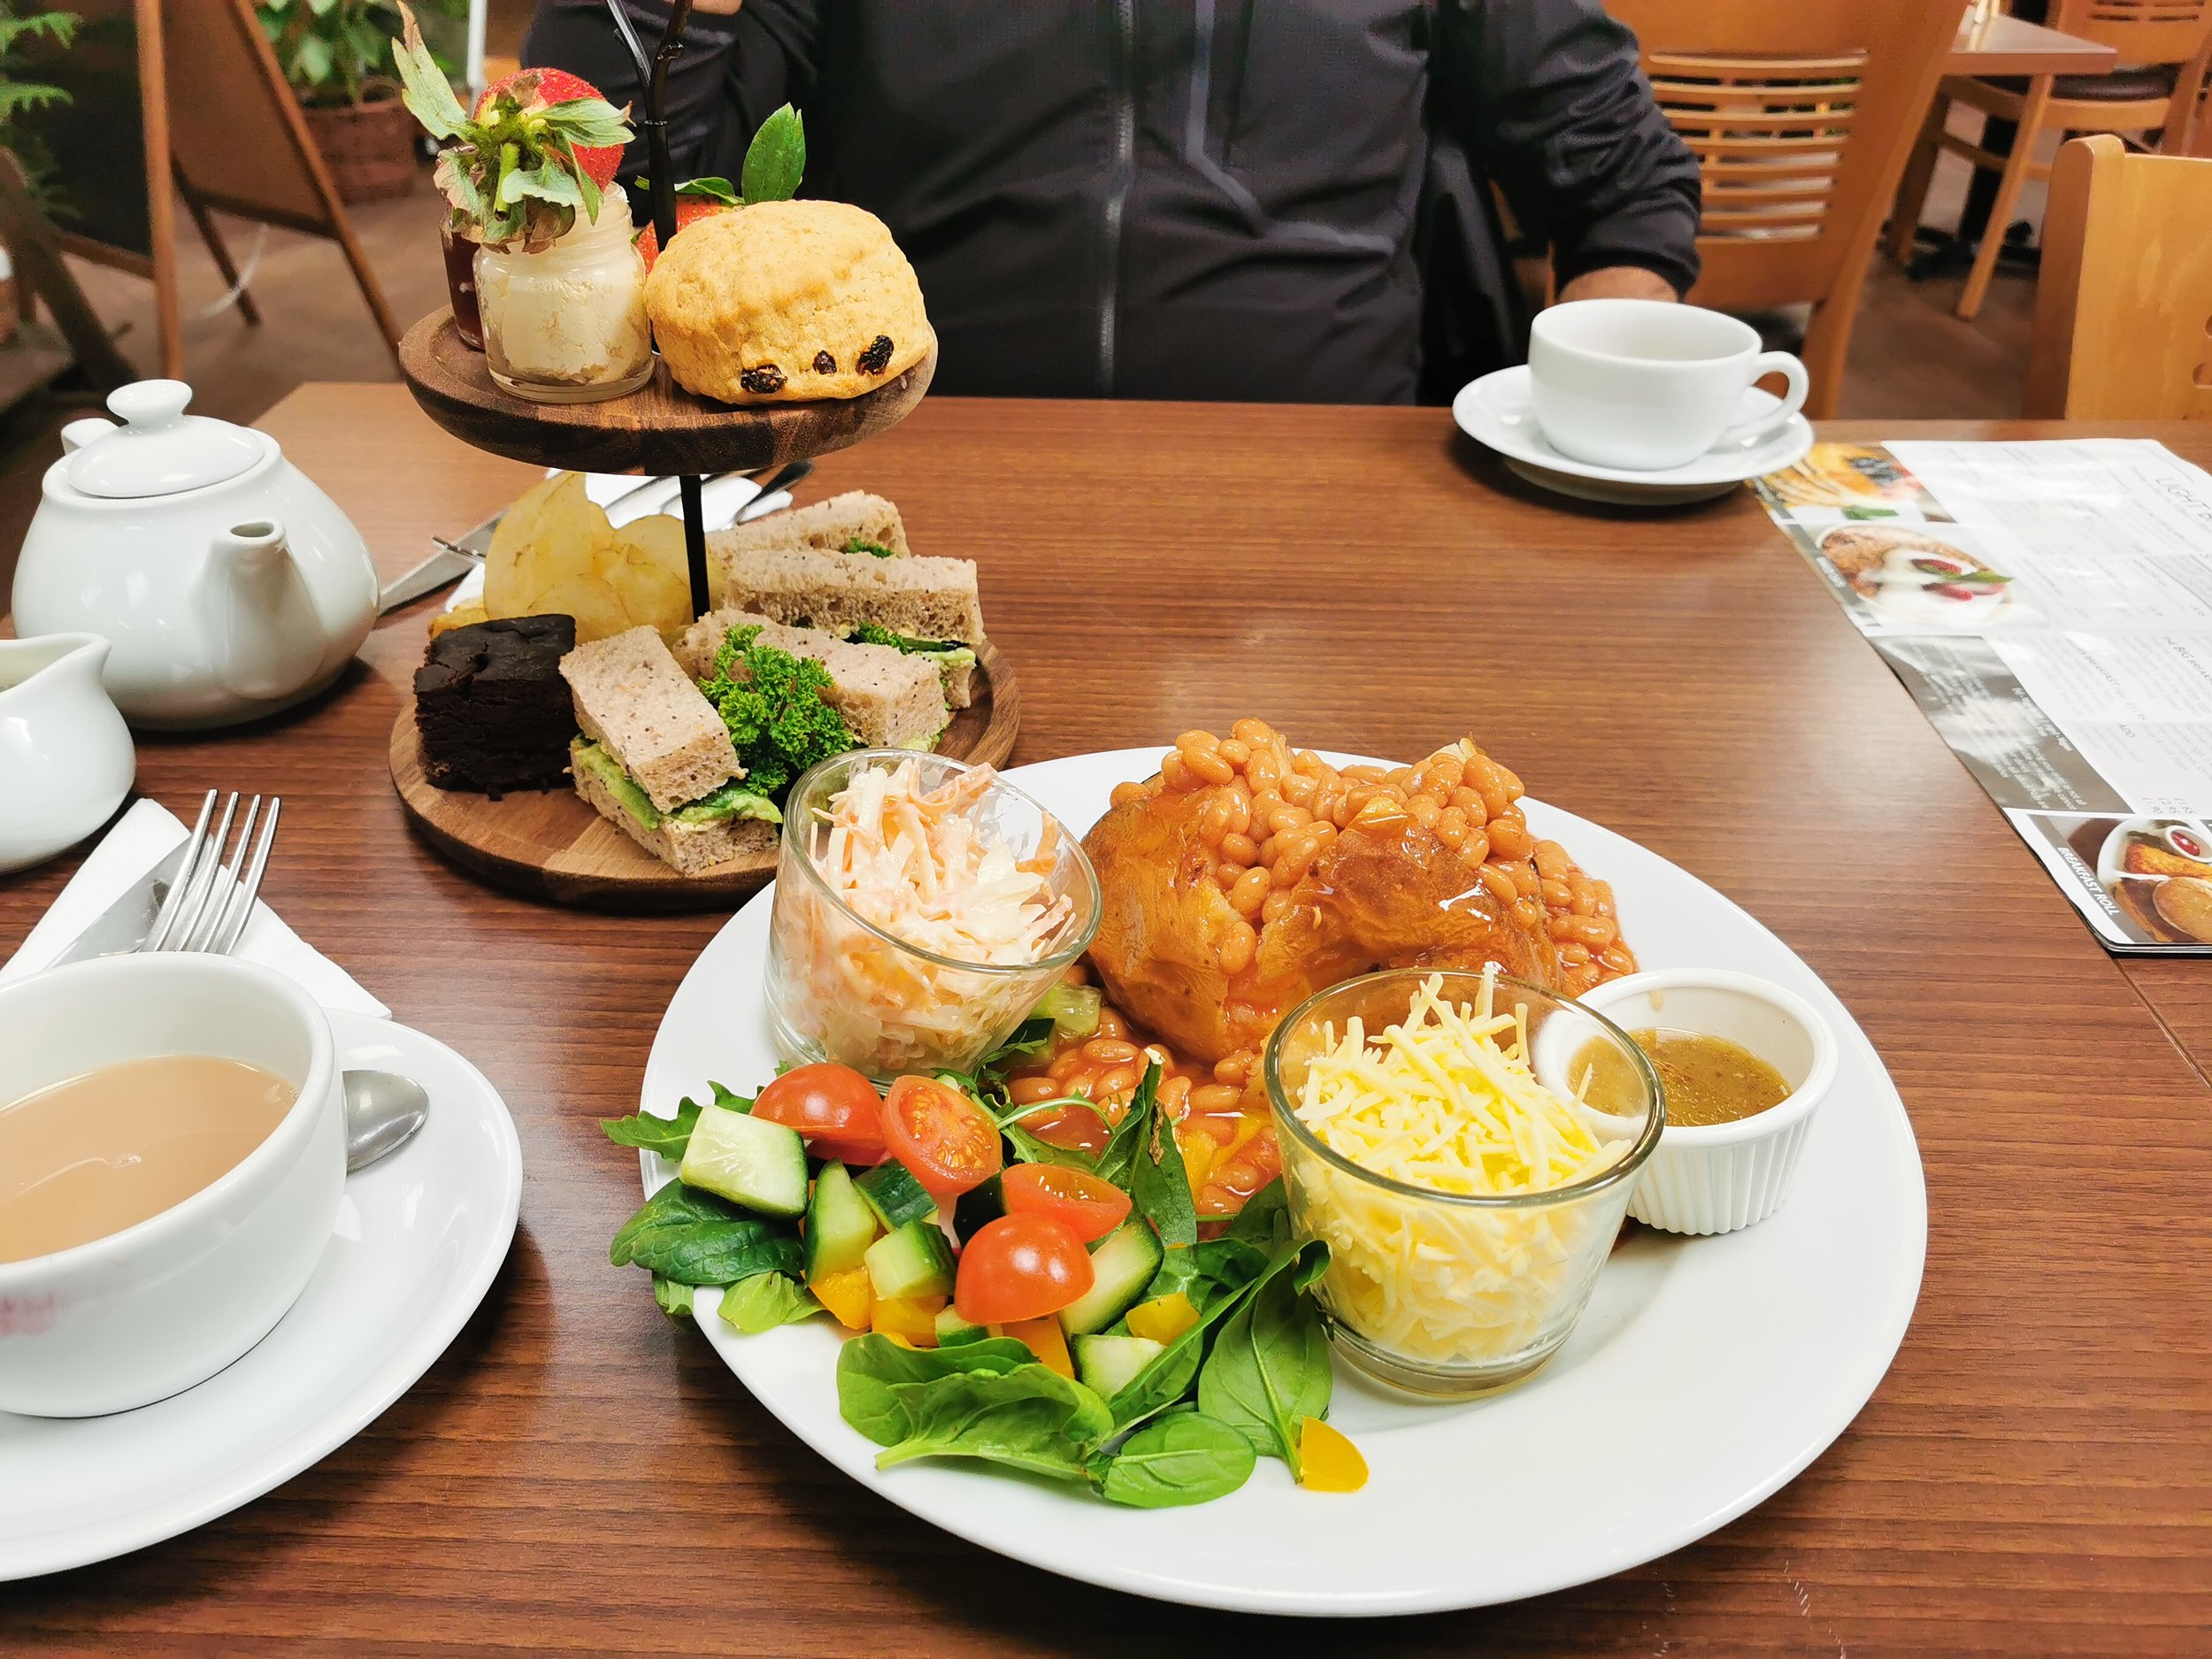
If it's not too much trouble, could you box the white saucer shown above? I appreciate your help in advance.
[1454,365,1815,505]
[0,1013,523,1580]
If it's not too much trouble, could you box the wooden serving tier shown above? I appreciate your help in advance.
[391,642,1021,911]
[396,311,938,475]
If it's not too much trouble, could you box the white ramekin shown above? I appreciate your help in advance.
[0,955,344,1416]
[1576,969,1837,1236]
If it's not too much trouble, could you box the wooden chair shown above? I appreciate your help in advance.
[1889,0,2212,322]
[2024,134,2212,416]
[1605,0,1962,419]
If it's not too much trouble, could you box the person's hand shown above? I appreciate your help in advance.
[1556,266,1678,303]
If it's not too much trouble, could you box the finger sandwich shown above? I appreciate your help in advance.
[675,609,949,749]
[559,626,780,874]
[717,489,910,558]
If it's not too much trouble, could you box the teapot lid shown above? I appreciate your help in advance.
[63,380,265,499]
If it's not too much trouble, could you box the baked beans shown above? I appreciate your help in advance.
[1123,719,1639,997]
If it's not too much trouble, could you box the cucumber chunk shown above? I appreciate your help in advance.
[952,1174,1007,1244]
[933,1306,991,1347]
[803,1160,880,1284]
[855,1159,937,1231]
[864,1217,957,1301]
[679,1105,809,1217]
[1039,982,1102,1041]
[1073,1333,1165,1399]
[1057,1218,1164,1336]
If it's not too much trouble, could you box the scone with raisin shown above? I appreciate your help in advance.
[643,200,933,404]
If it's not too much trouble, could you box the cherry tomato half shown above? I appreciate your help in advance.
[753,1064,887,1162]
[882,1075,1002,1199]
[954,1214,1095,1325]
[1002,1163,1132,1244]
[1022,1102,1111,1156]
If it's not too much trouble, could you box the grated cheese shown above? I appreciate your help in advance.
[1288,971,1636,1364]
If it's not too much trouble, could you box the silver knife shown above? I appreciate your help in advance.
[48,843,193,968]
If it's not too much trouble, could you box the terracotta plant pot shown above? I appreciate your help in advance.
[302,90,419,204]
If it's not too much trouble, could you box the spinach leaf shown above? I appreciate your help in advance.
[1197,1258,1333,1478]
[837,1334,1111,1481]
[610,1182,803,1286]
[652,1274,695,1322]
[1188,1237,1271,1306]
[1131,1092,1198,1301]
[601,1098,701,1158]
[1092,1063,1161,1192]
[979,1015,1056,1071]
[1226,1178,1291,1250]
[1109,1237,1327,1429]
[716,1271,822,1333]
[1092,1411,1256,1509]
[1002,1122,1100,1171]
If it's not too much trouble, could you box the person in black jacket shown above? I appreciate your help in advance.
[523,0,1701,404]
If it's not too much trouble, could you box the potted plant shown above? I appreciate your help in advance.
[257,0,457,203]
[0,4,78,345]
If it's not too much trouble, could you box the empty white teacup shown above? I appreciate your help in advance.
[1527,299,1809,472]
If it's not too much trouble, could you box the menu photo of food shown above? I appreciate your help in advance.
[1755,442,1955,520]
[2008,812,2212,952]
[1786,518,2040,634]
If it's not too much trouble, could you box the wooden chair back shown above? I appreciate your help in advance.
[2052,0,2212,69]
[2026,134,2212,419]
[1605,0,1961,418]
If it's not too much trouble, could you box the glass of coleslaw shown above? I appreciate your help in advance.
[1263,967,1663,1400]
[764,750,1102,1083]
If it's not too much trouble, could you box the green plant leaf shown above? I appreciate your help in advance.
[1002,1122,1101,1171]
[1108,1237,1325,1430]
[651,1274,695,1322]
[541,97,634,150]
[739,103,804,204]
[290,32,334,86]
[837,1334,1110,1482]
[1093,1410,1256,1508]
[390,3,468,137]
[717,1271,822,1333]
[1092,1062,1160,1192]
[600,1097,702,1159]
[1132,1087,1198,1300]
[1225,1177,1291,1250]
[609,1181,803,1286]
[1196,1260,1332,1479]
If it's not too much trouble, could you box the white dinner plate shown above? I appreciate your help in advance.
[639,749,1925,1617]
[1454,365,1815,505]
[0,1013,523,1580]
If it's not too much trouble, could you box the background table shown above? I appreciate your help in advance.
[4,393,2207,1655]
[1948,10,2117,77]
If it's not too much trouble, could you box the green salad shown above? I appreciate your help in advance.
[604,1016,1363,1507]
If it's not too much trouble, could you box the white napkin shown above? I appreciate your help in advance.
[0,799,390,1018]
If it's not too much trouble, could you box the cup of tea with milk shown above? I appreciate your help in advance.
[0,955,344,1416]
[1527,299,1808,472]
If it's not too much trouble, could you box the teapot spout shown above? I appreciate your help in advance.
[196,520,328,703]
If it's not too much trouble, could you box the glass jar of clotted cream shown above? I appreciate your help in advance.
[474,196,652,403]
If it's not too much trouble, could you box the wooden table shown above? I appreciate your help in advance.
[1948,10,2118,79]
[5,393,2208,1655]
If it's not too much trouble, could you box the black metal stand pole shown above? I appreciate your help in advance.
[603,0,712,619]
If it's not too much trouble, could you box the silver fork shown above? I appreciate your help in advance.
[143,790,282,956]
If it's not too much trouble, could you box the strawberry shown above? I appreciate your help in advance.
[636,180,740,269]
[474,67,624,189]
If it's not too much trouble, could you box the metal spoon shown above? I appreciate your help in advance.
[343,1069,429,1173]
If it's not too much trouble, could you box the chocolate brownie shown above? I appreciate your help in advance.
[413,615,578,795]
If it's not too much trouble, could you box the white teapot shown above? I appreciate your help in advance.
[11,380,380,730]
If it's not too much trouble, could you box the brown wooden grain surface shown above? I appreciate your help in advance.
[3,391,2207,1655]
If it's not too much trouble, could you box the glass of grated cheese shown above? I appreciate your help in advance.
[1263,967,1663,1399]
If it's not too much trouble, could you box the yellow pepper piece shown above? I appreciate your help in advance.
[1124,1292,1200,1346]
[871,1294,946,1347]
[999,1317,1075,1378]
[1175,1124,1220,1190]
[1298,1417,1367,1492]
[811,1266,874,1332]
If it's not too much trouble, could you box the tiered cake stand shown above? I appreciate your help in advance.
[383,4,1016,912]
